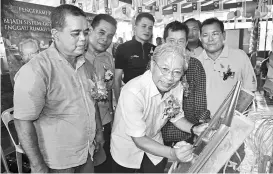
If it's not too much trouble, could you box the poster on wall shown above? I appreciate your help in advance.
[1,0,54,84]
[1,0,95,113]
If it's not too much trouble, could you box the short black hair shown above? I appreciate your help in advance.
[135,13,155,25]
[156,37,162,41]
[91,14,117,29]
[201,17,224,33]
[184,18,202,31]
[51,4,86,30]
[163,21,189,41]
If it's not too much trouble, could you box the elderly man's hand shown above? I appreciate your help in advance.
[170,141,194,162]
[193,123,209,136]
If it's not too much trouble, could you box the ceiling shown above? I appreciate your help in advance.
[14,0,263,22]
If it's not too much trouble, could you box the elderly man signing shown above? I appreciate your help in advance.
[111,43,208,173]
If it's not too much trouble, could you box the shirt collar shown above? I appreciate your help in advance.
[75,56,85,70]
[84,50,112,64]
[143,71,160,97]
[204,45,229,60]
[132,36,150,46]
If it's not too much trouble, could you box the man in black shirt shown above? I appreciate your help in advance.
[114,13,156,101]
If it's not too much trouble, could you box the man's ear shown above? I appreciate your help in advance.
[133,25,136,35]
[150,60,155,71]
[51,29,59,41]
[89,26,94,33]
[222,31,226,40]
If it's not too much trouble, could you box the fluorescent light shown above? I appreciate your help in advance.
[202,1,213,6]
[143,0,156,6]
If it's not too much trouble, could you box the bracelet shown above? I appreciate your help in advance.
[96,127,104,133]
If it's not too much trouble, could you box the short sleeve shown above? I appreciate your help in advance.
[119,90,146,137]
[115,44,126,70]
[241,51,257,91]
[13,65,46,121]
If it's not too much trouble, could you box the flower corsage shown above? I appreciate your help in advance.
[104,66,114,82]
[214,61,235,81]
[222,65,235,81]
[181,75,190,97]
[162,95,182,120]
[90,75,108,102]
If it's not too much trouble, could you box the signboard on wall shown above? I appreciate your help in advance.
[1,0,95,112]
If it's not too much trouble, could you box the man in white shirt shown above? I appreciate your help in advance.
[198,17,257,116]
[198,17,257,173]
[111,43,208,173]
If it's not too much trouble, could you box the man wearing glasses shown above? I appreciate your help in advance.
[197,17,257,173]
[161,21,210,147]
[18,38,40,64]
[13,4,101,173]
[111,43,208,173]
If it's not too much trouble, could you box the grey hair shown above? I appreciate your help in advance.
[151,43,189,72]
[19,38,40,55]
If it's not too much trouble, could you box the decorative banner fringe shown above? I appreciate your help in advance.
[173,3,181,21]
[96,0,99,11]
[192,1,201,18]
[155,5,163,20]
[249,18,260,54]
[104,0,108,8]
[160,0,168,7]
[214,0,220,11]
[138,6,142,13]
[60,0,66,5]
[241,0,247,23]
[91,0,97,12]
[133,0,143,8]
[122,6,126,14]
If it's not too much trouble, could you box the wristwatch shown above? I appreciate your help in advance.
[190,123,202,137]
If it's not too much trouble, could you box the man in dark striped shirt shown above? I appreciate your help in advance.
[161,21,210,146]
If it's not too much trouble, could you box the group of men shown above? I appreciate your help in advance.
[13,3,257,173]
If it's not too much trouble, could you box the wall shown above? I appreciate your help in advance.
[225,29,240,49]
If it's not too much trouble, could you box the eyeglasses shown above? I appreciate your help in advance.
[22,50,39,58]
[201,31,222,39]
[153,60,183,78]
[166,38,186,45]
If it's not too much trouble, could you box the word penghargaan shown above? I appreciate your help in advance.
[18,7,51,16]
